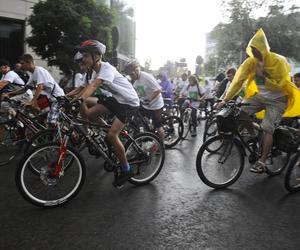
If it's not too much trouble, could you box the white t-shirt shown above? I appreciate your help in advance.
[92,62,139,107]
[202,84,214,99]
[187,85,203,108]
[1,70,33,97]
[179,80,189,96]
[133,71,164,110]
[27,66,65,101]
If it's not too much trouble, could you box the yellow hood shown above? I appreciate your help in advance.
[246,29,270,61]
[224,28,300,117]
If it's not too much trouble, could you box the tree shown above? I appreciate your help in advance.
[27,0,114,73]
[205,0,300,75]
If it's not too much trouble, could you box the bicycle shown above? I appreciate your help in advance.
[282,127,300,193]
[196,101,291,189]
[16,98,165,207]
[0,99,46,166]
[127,102,184,148]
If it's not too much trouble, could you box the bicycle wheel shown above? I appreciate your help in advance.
[126,132,165,186]
[181,110,191,139]
[284,152,300,193]
[162,115,183,148]
[264,147,290,176]
[0,122,23,166]
[203,118,218,142]
[16,143,85,207]
[196,135,244,189]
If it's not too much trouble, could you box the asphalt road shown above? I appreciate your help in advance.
[1,123,300,250]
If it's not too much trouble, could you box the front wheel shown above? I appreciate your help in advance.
[181,110,191,140]
[284,152,300,193]
[196,135,244,189]
[125,132,165,186]
[16,143,86,207]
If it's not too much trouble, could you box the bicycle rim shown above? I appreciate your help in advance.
[127,133,165,185]
[17,145,84,207]
[196,136,244,188]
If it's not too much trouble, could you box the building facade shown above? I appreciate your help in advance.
[0,0,136,79]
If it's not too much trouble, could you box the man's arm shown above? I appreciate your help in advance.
[0,80,9,90]
[224,58,253,101]
[6,85,29,97]
[81,79,102,100]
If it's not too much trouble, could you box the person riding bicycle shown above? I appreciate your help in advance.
[0,59,33,116]
[158,71,174,114]
[181,75,205,137]
[125,59,165,139]
[77,40,140,187]
[218,28,300,173]
[18,54,65,126]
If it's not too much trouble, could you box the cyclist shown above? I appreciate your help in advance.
[18,54,65,126]
[182,75,204,137]
[158,71,173,114]
[0,59,33,115]
[218,28,300,173]
[216,68,236,99]
[125,60,165,139]
[0,59,26,94]
[77,40,140,187]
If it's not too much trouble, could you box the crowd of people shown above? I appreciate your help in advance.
[1,28,300,184]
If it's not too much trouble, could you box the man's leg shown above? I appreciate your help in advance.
[108,118,134,186]
[80,101,109,124]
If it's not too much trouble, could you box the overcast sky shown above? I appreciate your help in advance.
[128,0,223,70]
[126,0,299,71]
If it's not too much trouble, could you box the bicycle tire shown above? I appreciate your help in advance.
[196,135,244,189]
[16,143,86,207]
[264,148,290,176]
[181,110,191,140]
[284,151,300,193]
[126,132,165,186]
[203,118,218,142]
[162,115,184,148]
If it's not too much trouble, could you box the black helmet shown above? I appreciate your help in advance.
[77,40,106,55]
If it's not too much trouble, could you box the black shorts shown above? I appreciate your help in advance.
[140,106,163,128]
[98,96,138,124]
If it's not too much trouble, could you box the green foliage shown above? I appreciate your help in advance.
[27,0,114,73]
[205,0,300,76]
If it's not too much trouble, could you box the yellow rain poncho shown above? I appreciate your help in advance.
[224,28,300,117]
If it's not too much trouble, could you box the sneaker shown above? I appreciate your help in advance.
[112,170,134,187]
[250,161,266,174]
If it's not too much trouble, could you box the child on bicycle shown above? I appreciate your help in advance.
[77,40,140,187]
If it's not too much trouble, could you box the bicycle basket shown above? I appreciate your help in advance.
[273,126,299,153]
[216,107,237,133]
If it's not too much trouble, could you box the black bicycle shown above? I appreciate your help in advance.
[0,99,46,166]
[196,101,291,189]
[16,99,165,207]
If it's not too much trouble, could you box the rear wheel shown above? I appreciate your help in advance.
[162,115,183,148]
[126,132,165,186]
[285,152,300,193]
[181,110,191,139]
[196,135,244,189]
[203,118,218,142]
[264,147,290,176]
